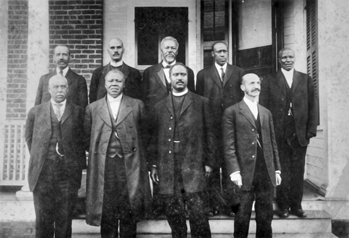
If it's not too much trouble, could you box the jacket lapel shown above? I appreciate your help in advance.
[164,94,174,116]
[239,101,256,128]
[223,64,233,86]
[64,68,74,86]
[122,63,130,80]
[115,96,132,126]
[180,92,193,115]
[43,102,52,129]
[97,98,112,128]
[292,70,301,94]
[155,63,168,92]
[209,65,223,88]
[274,71,287,96]
[60,102,72,125]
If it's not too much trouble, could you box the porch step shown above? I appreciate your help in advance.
[72,210,335,237]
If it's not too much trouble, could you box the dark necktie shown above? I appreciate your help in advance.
[220,68,225,82]
[59,69,63,76]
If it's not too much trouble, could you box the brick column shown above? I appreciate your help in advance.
[16,0,49,199]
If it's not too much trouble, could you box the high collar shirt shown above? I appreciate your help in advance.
[56,66,69,76]
[107,93,123,120]
[51,99,67,120]
[281,68,294,88]
[215,62,227,81]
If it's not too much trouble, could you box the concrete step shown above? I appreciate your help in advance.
[72,210,334,237]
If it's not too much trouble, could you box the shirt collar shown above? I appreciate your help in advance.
[110,61,123,68]
[215,62,227,72]
[51,99,67,107]
[172,88,188,97]
[162,60,176,68]
[107,93,123,103]
[243,96,258,109]
[281,68,294,76]
[56,66,69,76]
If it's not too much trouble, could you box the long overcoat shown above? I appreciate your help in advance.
[149,91,216,195]
[84,95,151,226]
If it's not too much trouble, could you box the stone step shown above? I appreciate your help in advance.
[72,210,333,236]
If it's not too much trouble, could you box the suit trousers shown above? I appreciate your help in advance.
[276,140,307,211]
[33,157,78,238]
[101,155,136,238]
[234,177,274,238]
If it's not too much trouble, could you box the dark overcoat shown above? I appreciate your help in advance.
[149,91,216,195]
[222,100,281,191]
[34,68,88,110]
[196,64,245,163]
[84,95,151,226]
[259,70,318,146]
[89,62,142,103]
[25,101,85,191]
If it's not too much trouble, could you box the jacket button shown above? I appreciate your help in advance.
[170,116,173,120]
[252,155,255,158]
[252,142,255,145]
[133,148,137,151]
[169,151,172,154]
[252,129,255,132]
[169,127,172,130]
[168,139,171,142]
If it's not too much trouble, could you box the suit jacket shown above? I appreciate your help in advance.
[222,100,281,191]
[142,62,195,111]
[89,62,142,103]
[34,68,88,110]
[25,101,85,192]
[259,70,318,146]
[149,91,215,195]
[84,95,151,226]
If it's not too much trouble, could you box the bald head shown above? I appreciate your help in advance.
[241,73,261,101]
[108,38,124,63]
[48,75,69,103]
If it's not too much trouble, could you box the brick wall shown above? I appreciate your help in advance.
[6,0,28,120]
[49,0,103,84]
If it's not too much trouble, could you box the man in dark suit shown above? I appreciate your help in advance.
[25,75,85,238]
[142,36,195,216]
[260,48,318,218]
[142,36,195,111]
[84,69,151,238]
[196,41,245,216]
[34,45,88,109]
[89,38,142,103]
[149,63,215,237]
[223,73,281,238]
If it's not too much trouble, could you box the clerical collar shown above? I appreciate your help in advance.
[51,99,67,107]
[56,66,69,76]
[162,60,176,68]
[215,62,227,72]
[172,88,188,97]
[107,93,123,103]
[110,61,123,68]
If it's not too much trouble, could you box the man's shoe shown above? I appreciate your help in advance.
[290,209,307,218]
[278,209,289,218]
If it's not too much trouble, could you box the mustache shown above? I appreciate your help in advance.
[252,88,260,92]
[165,53,176,57]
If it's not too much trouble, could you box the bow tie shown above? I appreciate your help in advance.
[164,65,171,69]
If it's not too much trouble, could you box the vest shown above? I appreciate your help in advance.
[284,82,296,139]
[106,98,124,159]
[47,106,61,160]
[253,114,269,182]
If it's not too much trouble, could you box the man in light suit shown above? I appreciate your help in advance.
[223,73,281,238]
[260,48,318,218]
[149,63,215,237]
[25,75,85,238]
[35,45,88,109]
[89,38,142,103]
[196,41,245,216]
[84,69,151,238]
[142,36,195,216]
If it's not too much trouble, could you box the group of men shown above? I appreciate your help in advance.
[25,35,318,238]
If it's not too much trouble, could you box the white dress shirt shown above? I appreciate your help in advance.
[51,99,66,121]
[281,68,294,88]
[215,62,227,81]
[107,93,123,120]
[243,96,258,120]
[56,66,69,76]
[162,61,176,83]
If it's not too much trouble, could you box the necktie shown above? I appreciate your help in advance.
[164,65,171,69]
[55,103,63,121]
[221,68,225,82]
[59,69,63,76]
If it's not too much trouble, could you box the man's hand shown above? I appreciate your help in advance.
[230,172,242,188]
[205,165,212,178]
[150,167,159,184]
[276,173,282,186]
[307,132,315,139]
